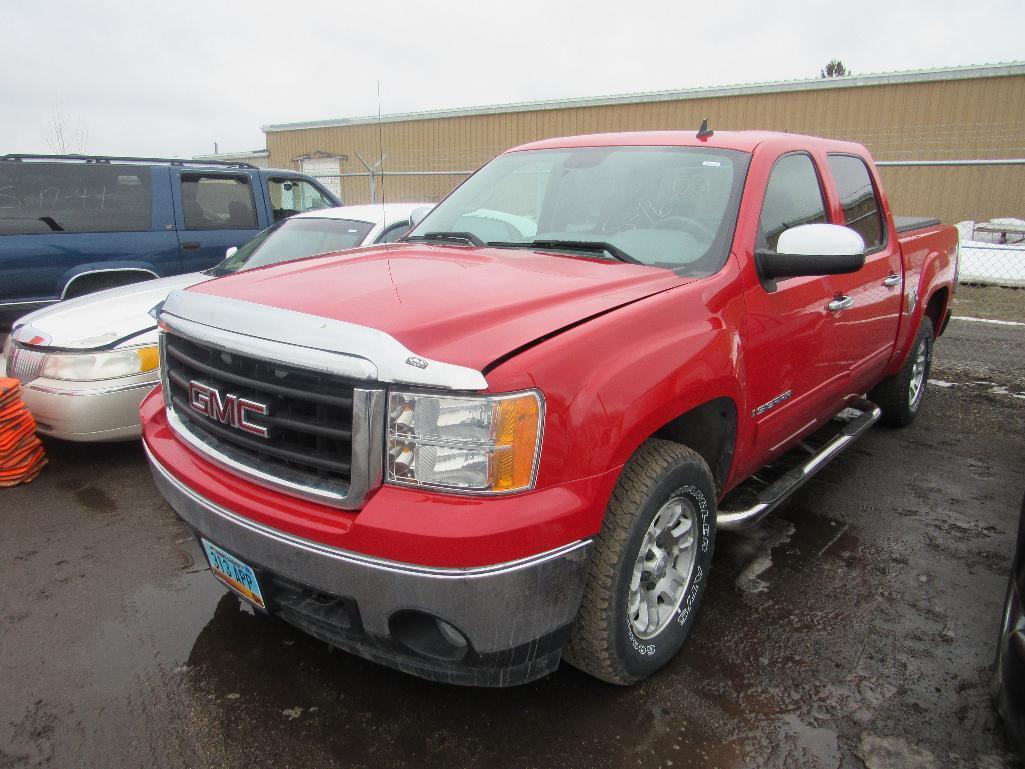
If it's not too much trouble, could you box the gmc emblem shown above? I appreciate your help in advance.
[188,380,269,438]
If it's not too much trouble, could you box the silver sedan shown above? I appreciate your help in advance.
[2,203,428,441]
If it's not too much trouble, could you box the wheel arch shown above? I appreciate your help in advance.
[61,267,159,299]
[652,397,738,495]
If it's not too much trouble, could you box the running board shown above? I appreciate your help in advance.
[717,398,882,531]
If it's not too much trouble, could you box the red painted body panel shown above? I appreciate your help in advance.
[143,130,958,569]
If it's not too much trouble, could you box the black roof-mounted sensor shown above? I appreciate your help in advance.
[696,119,714,140]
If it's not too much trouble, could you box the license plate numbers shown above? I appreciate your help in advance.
[202,539,266,609]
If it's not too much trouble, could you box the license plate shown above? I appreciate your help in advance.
[202,539,266,609]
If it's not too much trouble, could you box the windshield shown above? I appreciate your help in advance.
[209,217,376,276]
[407,146,750,274]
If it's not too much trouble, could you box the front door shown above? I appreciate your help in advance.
[172,170,266,273]
[741,152,851,458]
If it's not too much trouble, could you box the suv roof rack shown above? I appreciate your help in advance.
[0,153,259,170]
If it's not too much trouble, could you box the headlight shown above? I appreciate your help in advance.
[387,390,543,493]
[38,346,160,382]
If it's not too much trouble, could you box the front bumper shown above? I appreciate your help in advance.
[146,443,594,686]
[20,375,157,442]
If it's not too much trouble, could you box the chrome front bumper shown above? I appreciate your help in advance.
[145,443,594,685]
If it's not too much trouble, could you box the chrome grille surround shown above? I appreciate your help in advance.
[159,328,385,511]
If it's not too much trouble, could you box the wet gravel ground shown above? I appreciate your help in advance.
[2,318,1024,769]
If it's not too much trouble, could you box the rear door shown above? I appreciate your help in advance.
[822,154,902,392]
[741,151,851,455]
[171,169,267,273]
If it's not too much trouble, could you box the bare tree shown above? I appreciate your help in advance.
[43,98,89,154]
[820,60,851,78]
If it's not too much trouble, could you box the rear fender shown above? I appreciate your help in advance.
[886,226,957,376]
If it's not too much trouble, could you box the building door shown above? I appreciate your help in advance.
[299,157,342,200]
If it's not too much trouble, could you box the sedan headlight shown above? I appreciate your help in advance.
[39,346,160,382]
[387,390,543,493]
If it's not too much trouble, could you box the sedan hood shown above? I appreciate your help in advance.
[13,273,209,350]
[185,244,689,372]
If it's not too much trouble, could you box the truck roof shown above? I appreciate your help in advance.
[509,130,866,155]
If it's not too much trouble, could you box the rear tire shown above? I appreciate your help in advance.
[564,439,716,684]
[871,317,933,427]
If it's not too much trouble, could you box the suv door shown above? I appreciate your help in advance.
[172,170,267,273]
[824,154,903,392]
[741,152,851,455]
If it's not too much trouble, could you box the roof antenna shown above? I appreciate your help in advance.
[697,118,714,140]
[377,79,385,214]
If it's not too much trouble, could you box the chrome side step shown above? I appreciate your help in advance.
[717,398,882,531]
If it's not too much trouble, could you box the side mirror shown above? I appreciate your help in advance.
[408,205,432,229]
[225,246,238,259]
[756,224,865,281]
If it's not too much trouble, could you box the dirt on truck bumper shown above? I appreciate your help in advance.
[144,440,594,687]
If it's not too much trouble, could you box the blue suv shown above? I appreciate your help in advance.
[0,154,340,327]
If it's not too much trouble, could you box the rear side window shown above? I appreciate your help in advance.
[376,220,411,243]
[827,154,885,251]
[0,162,152,235]
[181,174,257,230]
[758,154,827,251]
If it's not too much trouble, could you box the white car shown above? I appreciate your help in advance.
[2,203,428,441]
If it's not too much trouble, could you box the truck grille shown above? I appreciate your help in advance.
[162,332,364,502]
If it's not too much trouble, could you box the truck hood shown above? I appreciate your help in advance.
[12,273,209,350]
[186,244,690,372]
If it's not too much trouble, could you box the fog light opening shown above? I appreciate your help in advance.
[389,610,471,662]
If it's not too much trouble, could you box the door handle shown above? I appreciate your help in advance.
[827,296,854,312]
[883,273,901,287]
[181,241,201,251]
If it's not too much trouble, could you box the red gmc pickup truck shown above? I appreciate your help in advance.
[141,129,958,686]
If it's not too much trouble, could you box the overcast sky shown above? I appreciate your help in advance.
[2,0,1022,159]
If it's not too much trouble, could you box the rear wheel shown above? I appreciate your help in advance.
[564,439,716,684]
[871,317,933,427]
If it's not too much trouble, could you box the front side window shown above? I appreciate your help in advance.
[181,174,257,230]
[268,178,336,223]
[408,146,751,275]
[758,154,828,251]
[0,162,152,235]
[827,154,885,251]
[209,217,375,276]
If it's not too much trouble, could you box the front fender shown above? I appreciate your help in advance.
[485,265,747,497]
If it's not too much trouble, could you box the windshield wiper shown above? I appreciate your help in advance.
[401,231,485,247]
[488,239,641,265]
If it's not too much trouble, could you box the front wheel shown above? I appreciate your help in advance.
[564,439,717,684]
[871,316,934,427]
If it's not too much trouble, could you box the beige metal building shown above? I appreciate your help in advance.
[263,63,1025,224]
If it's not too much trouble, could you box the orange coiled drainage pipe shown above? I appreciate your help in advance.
[0,377,47,487]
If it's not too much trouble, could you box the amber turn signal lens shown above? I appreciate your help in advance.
[491,394,541,492]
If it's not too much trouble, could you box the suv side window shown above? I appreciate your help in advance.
[758,154,827,251]
[827,154,885,251]
[181,174,257,230]
[375,220,411,244]
[268,178,336,223]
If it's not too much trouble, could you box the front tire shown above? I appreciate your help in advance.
[871,317,933,427]
[564,439,717,684]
